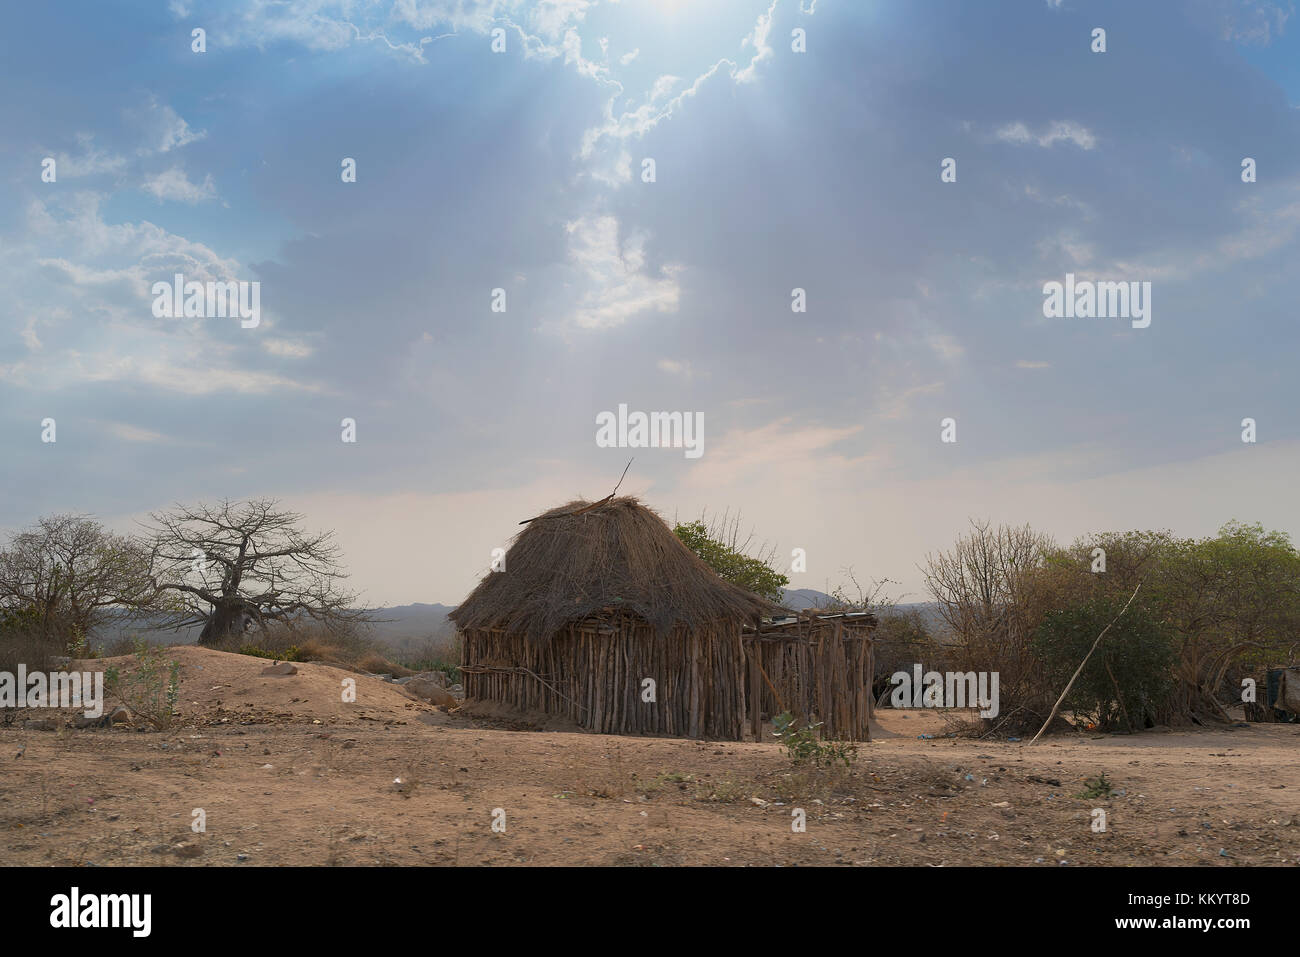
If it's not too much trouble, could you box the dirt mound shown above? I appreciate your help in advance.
[74,645,445,729]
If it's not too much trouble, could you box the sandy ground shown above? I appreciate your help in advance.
[2,646,1298,867]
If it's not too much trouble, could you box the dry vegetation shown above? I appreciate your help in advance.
[3,646,1298,867]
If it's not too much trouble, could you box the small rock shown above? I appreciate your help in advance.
[403,677,457,709]
[260,662,298,676]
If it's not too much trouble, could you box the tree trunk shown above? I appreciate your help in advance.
[198,602,252,646]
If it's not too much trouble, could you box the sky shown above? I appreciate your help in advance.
[2,0,1299,608]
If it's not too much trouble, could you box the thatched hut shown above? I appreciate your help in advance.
[450,496,876,741]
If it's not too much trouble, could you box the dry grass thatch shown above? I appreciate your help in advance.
[449,496,782,644]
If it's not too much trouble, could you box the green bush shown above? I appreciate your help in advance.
[1032,597,1176,732]
[1076,773,1116,800]
[103,639,181,730]
[238,643,303,661]
[772,711,857,768]
[0,605,54,676]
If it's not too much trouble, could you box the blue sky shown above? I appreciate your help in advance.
[2,0,1299,606]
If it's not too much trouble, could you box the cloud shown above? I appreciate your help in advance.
[50,133,128,179]
[681,417,871,491]
[20,316,44,351]
[3,193,311,397]
[1052,175,1300,284]
[649,74,682,103]
[76,354,317,396]
[263,337,315,358]
[141,167,218,204]
[1215,0,1293,44]
[26,192,240,284]
[560,215,681,330]
[735,0,779,83]
[129,98,206,154]
[996,120,1097,150]
[577,1,821,182]
[106,422,170,443]
[928,333,964,362]
[874,381,945,421]
[160,1,803,190]
[42,100,207,186]
[536,0,594,38]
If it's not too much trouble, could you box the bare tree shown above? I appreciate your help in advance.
[824,567,903,614]
[921,519,1057,723]
[142,499,369,645]
[0,514,153,645]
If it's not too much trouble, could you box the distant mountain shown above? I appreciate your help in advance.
[92,596,946,648]
[93,611,201,648]
[90,602,459,650]
[779,590,948,631]
[366,603,457,643]
[893,602,949,633]
[781,588,836,610]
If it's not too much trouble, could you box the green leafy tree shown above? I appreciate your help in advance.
[673,518,789,603]
[1033,522,1300,722]
[0,514,153,645]
[1032,596,1177,732]
[1157,522,1300,716]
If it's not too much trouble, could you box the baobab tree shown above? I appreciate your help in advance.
[142,499,369,645]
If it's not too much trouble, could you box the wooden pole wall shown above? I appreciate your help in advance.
[459,615,876,742]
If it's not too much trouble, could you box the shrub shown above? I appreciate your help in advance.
[772,711,857,768]
[0,605,54,676]
[1076,773,1116,800]
[103,639,181,730]
[237,643,305,662]
[1032,597,1176,732]
[398,635,462,683]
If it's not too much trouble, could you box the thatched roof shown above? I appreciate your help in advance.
[450,496,783,644]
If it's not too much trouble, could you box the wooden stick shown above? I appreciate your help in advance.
[518,459,633,524]
[1104,657,1134,733]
